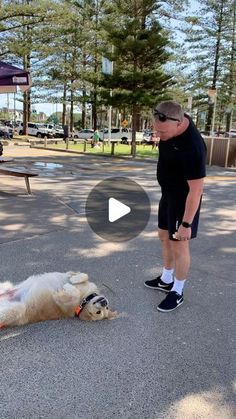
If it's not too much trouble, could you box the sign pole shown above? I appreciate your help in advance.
[208,89,217,135]
[108,99,112,147]
[102,55,113,148]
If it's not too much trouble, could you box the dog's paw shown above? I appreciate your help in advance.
[107,309,120,320]
[69,273,88,285]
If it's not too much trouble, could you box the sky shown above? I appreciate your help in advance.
[0,95,63,117]
[0,0,200,117]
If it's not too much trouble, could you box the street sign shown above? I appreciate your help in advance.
[187,96,192,110]
[208,89,217,104]
[102,58,113,75]
[208,89,217,98]
[121,119,128,127]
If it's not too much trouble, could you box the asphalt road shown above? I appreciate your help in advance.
[0,148,235,418]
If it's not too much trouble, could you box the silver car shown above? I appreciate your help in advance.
[73,129,94,140]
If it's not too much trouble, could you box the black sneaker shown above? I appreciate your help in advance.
[157,291,184,312]
[144,275,174,293]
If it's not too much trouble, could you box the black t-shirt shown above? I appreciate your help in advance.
[156,115,206,192]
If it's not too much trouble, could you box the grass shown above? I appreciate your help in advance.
[12,134,159,158]
[47,141,159,159]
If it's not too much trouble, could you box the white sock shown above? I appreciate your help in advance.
[171,277,186,295]
[161,268,174,284]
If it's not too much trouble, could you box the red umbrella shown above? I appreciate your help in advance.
[0,60,32,93]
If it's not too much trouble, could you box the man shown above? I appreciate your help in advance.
[92,130,101,148]
[145,100,206,312]
[3,124,10,140]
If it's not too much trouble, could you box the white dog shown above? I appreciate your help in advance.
[0,271,117,328]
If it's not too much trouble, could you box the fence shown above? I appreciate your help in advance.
[203,136,236,167]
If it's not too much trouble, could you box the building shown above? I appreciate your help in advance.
[0,107,23,122]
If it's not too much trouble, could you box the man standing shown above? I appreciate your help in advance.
[145,101,206,312]
[3,123,10,140]
[91,130,101,148]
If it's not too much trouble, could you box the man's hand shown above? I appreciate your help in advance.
[173,224,191,241]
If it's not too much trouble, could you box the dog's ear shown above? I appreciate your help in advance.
[69,273,89,285]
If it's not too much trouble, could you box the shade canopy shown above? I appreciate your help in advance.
[0,60,32,93]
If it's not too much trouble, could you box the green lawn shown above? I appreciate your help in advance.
[48,141,159,159]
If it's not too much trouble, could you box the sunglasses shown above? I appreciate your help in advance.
[153,110,180,122]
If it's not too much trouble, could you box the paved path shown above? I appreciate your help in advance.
[0,145,235,418]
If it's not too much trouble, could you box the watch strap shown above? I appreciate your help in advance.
[182,221,192,228]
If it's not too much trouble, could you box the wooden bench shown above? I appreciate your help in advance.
[0,167,38,194]
[0,158,13,163]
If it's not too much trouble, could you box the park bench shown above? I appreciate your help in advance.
[0,166,38,194]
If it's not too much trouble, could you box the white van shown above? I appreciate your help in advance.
[99,128,143,144]
[18,122,55,138]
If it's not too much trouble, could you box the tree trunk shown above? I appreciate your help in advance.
[62,53,68,126]
[131,104,138,158]
[92,90,97,130]
[62,83,67,126]
[82,90,86,128]
[23,91,29,135]
[226,0,236,132]
[205,0,224,134]
[70,81,74,136]
[23,52,31,135]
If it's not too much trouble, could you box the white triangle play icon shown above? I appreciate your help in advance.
[108,197,131,223]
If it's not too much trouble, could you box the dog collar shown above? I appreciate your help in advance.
[74,293,98,317]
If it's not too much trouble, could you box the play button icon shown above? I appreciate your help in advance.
[85,177,150,242]
[108,198,131,222]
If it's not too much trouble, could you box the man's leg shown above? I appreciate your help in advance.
[170,240,190,280]
[144,228,174,291]
[158,228,175,270]
[157,240,190,312]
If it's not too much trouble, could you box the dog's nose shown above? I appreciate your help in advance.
[100,298,108,307]
[95,296,108,307]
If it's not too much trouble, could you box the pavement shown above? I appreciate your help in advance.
[0,144,235,419]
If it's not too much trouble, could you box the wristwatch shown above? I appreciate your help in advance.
[182,221,192,228]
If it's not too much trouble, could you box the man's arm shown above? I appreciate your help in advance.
[174,178,204,241]
[183,178,204,224]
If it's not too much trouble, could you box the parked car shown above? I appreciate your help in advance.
[142,130,159,146]
[73,129,94,140]
[53,125,64,138]
[99,128,143,144]
[226,129,236,138]
[201,131,226,137]
[18,122,55,138]
[142,130,153,142]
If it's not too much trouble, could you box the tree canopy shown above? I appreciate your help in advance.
[0,0,235,141]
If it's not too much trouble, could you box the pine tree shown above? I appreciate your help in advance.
[0,0,64,132]
[177,0,236,133]
[99,0,172,156]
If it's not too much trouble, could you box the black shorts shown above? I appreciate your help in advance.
[158,190,202,240]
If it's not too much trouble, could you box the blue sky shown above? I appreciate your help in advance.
[0,0,199,117]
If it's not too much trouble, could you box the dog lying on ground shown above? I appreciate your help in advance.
[0,271,118,328]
